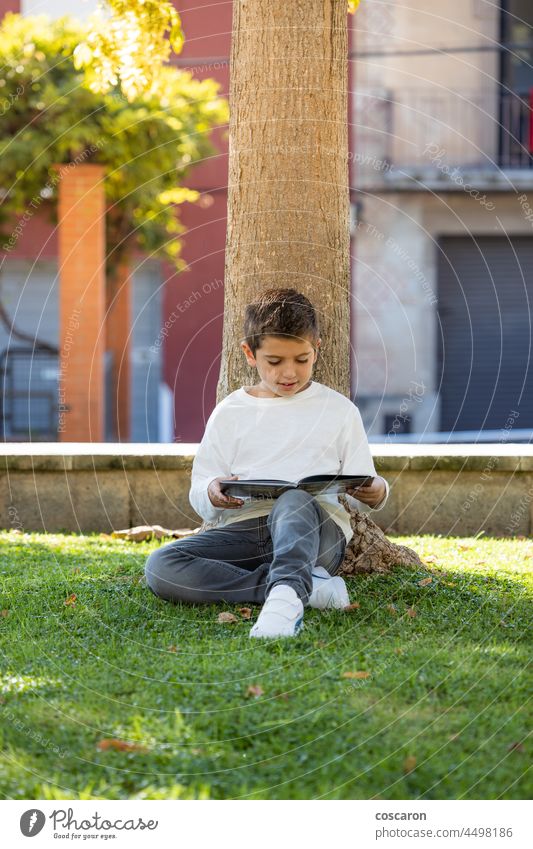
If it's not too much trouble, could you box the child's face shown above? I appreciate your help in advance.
[240,334,320,398]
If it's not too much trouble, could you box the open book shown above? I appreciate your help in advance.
[219,474,373,499]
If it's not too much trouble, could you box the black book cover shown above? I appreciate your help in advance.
[219,474,373,499]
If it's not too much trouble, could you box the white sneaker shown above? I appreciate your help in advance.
[308,566,350,610]
[249,584,304,639]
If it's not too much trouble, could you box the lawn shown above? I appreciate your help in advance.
[0,530,530,800]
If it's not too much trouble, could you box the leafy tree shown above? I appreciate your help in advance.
[72,0,362,398]
[73,0,185,102]
[0,12,228,273]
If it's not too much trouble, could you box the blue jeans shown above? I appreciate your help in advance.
[144,489,347,606]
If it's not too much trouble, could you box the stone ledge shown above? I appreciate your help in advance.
[1,443,531,472]
[1,444,532,536]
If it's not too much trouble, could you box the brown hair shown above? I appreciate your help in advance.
[243,288,320,355]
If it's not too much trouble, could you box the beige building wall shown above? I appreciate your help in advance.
[354,1,500,177]
[353,191,533,436]
[350,1,529,435]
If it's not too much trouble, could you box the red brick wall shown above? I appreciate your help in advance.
[167,0,231,440]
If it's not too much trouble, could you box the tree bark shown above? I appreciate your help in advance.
[218,0,350,402]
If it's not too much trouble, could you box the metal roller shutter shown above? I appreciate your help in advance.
[437,235,533,432]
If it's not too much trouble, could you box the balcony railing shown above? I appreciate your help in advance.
[354,88,533,180]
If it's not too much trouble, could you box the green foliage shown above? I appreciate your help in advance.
[74,0,185,101]
[0,13,228,271]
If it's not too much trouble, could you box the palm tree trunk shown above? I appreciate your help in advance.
[218,0,350,401]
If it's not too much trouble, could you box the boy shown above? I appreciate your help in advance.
[145,288,389,639]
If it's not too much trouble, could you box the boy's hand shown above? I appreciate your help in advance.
[208,475,245,509]
[346,476,386,508]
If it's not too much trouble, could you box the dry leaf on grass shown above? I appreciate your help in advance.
[386,604,397,615]
[0,609,9,617]
[245,685,264,698]
[342,671,370,680]
[418,577,432,587]
[344,602,360,611]
[406,607,417,618]
[238,607,252,620]
[112,525,195,542]
[167,645,178,653]
[217,611,238,624]
[97,739,148,753]
[64,594,77,606]
[403,755,417,773]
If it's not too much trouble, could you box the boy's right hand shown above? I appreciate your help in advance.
[207,475,245,509]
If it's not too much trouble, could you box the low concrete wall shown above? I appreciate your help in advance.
[1,443,532,536]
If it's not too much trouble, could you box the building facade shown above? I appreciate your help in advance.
[351,0,533,439]
[1,0,531,441]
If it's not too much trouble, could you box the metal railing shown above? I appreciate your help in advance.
[354,88,533,174]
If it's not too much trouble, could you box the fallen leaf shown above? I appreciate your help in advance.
[403,755,417,773]
[0,609,9,617]
[394,647,403,655]
[217,611,238,624]
[97,738,148,753]
[64,594,77,606]
[245,684,264,698]
[386,604,397,615]
[167,645,178,653]
[406,607,417,618]
[418,577,432,587]
[507,741,524,753]
[112,525,194,542]
[344,602,360,611]
[238,607,252,620]
[342,670,370,680]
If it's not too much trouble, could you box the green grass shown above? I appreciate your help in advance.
[0,530,531,800]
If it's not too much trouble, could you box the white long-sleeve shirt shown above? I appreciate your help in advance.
[189,380,389,544]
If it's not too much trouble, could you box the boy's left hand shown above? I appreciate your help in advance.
[346,476,387,508]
